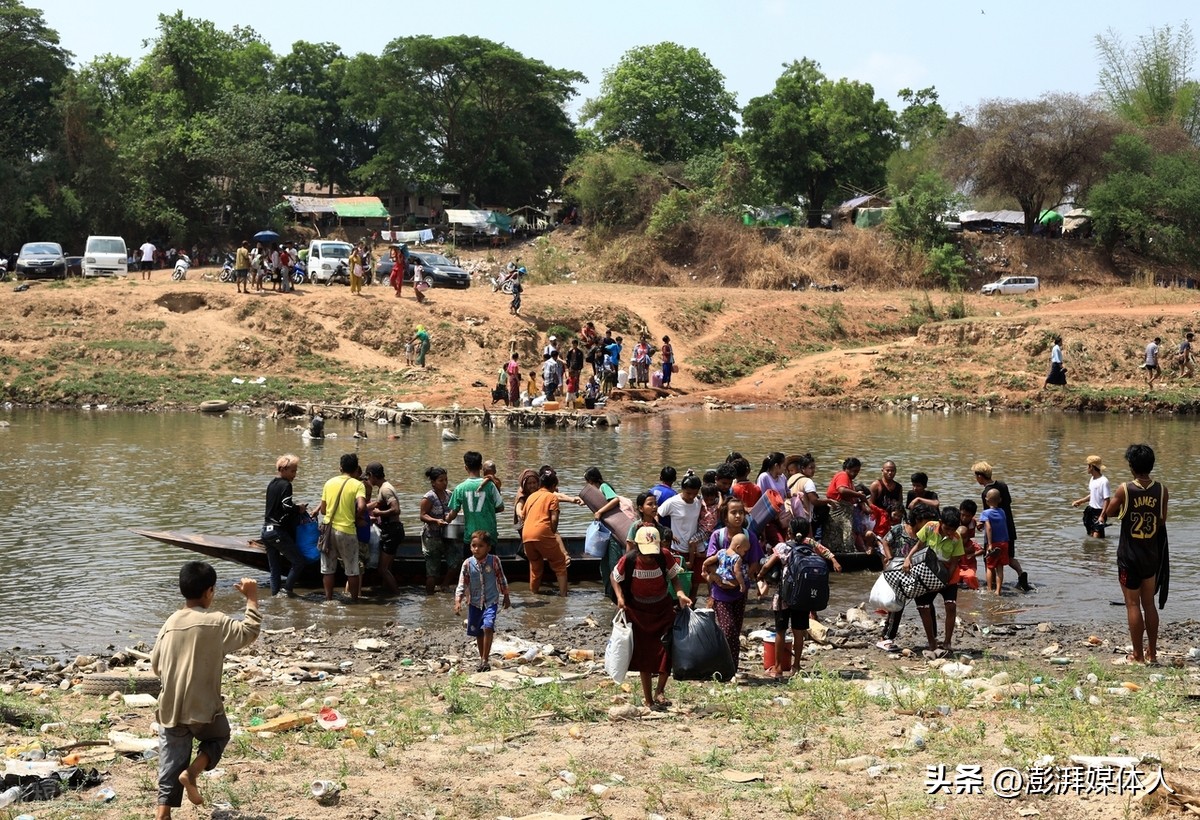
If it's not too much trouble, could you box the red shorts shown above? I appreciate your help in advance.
[985,541,1009,570]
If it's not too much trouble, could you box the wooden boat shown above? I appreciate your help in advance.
[132,528,601,585]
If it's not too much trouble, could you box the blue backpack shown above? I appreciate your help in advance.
[780,541,830,611]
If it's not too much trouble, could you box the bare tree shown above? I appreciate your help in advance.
[941,94,1120,232]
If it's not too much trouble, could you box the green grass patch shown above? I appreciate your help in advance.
[86,340,175,355]
[690,343,781,383]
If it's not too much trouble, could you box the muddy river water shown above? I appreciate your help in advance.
[0,407,1195,654]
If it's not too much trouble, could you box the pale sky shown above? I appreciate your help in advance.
[29,0,1194,119]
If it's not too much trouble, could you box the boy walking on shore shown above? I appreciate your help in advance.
[454,531,511,671]
[151,562,261,819]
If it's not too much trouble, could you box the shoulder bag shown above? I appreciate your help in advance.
[318,478,352,555]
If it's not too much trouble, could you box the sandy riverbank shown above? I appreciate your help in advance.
[3,259,1200,415]
[3,598,1199,819]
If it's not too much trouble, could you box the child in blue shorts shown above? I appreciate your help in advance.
[454,530,511,671]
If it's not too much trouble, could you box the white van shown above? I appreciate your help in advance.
[83,236,129,277]
[306,240,353,283]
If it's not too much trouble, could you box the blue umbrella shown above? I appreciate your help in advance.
[253,230,280,244]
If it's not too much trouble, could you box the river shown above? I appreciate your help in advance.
[0,407,1193,654]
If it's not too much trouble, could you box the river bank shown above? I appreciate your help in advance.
[2,261,1200,416]
[3,603,1199,820]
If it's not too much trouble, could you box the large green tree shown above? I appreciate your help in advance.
[742,59,896,227]
[941,94,1119,233]
[0,0,71,248]
[1096,23,1200,140]
[887,87,956,194]
[1089,133,1200,263]
[349,35,583,206]
[580,42,737,163]
[276,41,371,194]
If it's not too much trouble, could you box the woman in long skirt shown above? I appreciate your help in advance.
[612,527,690,709]
[1045,336,1067,386]
[704,498,762,674]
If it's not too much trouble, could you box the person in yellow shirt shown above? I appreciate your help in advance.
[314,453,368,601]
[348,244,364,294]
[233,241,250,294]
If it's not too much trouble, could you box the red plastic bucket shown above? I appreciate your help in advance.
[762,635,793,671]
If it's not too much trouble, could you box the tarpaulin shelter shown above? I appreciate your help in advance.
[1038,209,1063,225]
[854,207,891,228]
[284,195,390,219]
[445,209,495,233]
[958,210,1026,231]
[741,206,794,227]
[1062,207,1092,235]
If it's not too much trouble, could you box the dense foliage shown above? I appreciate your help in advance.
[6,2,1200,282]
[580,42,737,163]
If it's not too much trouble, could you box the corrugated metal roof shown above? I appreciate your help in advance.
[959,209,1026,226]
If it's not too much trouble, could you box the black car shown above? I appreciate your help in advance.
[16,242,67,280]
[375,250,471,289]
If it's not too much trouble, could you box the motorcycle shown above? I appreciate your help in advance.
[171,254,191,280]
[492,262,526,294]
[292,260,307,285]
[220,254,236,283]
[324,262,350,286]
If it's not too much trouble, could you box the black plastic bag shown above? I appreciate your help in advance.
[664,608,735,682]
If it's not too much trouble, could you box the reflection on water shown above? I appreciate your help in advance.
[0,407,1194,653]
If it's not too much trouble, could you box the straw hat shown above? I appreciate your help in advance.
[1086,455,1105,471]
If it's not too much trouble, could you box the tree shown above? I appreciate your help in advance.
[1089,133,1200,263]
[563,144,666,228]
[276,41,370,194]
[742,59,896,227]
[1096,23,1200,140]
[0,0,71,248]
[349,35,583,206]
[580,42,737,163]
[886,171,965,250]
[888,87,957,194]
[941,94,1119,233]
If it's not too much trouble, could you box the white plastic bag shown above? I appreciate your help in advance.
[869,573,903,612]
[584,521,611,557]
[604,610,634,683]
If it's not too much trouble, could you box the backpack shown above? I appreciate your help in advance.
[780,541,830,611]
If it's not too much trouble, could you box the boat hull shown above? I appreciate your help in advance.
[132,529,882,588]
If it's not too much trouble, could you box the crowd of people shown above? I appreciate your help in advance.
[494,327,676,410]
[256,443,1167,698]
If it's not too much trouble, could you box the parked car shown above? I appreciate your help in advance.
[15,242,67,280]
[408,251,471,289]
[981,275,1039,295]
[306,240,353,284]
[66,256,83,277]
[83,235,129,277]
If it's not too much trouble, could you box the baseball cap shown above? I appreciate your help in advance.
[549,335,557,341]
[635,526,660,555]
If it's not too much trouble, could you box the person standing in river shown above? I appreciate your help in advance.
[972,461,1030,591]
[261,454,308,597]
[314,454,367,602]
[1103,443,1168,665]
[1071,455,1111,539]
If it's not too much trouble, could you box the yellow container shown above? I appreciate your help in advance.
[543,401,561,411]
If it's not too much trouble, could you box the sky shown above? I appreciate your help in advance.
[28,0,1196,119]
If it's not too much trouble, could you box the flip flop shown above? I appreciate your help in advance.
[654,694,672,707]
